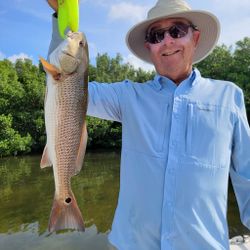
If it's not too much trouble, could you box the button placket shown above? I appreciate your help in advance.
[161,94,182,246]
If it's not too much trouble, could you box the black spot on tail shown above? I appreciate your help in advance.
[65,197,72,204]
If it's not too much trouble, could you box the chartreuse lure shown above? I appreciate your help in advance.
[58,0,79,38]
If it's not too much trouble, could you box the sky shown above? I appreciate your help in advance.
[0,0,250,71]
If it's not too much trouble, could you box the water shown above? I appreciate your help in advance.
[0,151,248,249]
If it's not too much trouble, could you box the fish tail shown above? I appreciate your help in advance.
[48,190,85,232]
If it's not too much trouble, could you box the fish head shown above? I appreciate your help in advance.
[49,31,88,76]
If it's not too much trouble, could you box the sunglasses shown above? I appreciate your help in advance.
[145,23,198,44]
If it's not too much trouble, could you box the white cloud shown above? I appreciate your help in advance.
[124,54,154,71]
[86,0,114,7]
[219,16,250,46]
[0,52,33,63]
[7,53,33,63]
[108,2,149,23]
[210,0,250,15]
[212,0,250,8]
[0,51,6,60]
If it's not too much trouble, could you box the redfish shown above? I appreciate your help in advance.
[40,31,88,232]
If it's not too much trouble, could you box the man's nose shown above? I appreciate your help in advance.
[162,32,175,45]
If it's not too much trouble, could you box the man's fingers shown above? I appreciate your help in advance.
[47,0,80,13]
[47,0,58,12]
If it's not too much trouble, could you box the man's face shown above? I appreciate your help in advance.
[145,18,200,84]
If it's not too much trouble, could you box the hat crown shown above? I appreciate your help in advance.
[148,0,191,19]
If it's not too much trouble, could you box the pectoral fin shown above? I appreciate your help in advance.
[40,144,52,168]
[40,57,61,80]
[75,123,88,174]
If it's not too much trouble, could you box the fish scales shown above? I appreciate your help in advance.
[55,74,84,194]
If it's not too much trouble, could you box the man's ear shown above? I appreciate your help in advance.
[193,30,200,48]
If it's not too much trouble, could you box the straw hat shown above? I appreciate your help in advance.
[126,0,220,64]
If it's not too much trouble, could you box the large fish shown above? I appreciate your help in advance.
[40,31,88,232]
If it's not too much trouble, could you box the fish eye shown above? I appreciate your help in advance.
[79,41,84,47]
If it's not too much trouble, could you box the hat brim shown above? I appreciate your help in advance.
[126,10,220,65]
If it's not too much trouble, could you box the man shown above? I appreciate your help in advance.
[47,0,250,249]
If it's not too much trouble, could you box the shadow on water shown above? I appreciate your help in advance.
[0,150,249,249]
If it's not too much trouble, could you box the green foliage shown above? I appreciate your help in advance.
[195,45,234,81]
[0,114,32,157]
[87,117,122,148]
[14,59,46,151]
[0,60,25,114]
[196,37,250,117]
[0,59,46,155]
[0,38,250,156]
[232,37,250,112]
[89,53,155,83]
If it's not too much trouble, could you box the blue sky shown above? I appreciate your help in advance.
[0,0,250,71]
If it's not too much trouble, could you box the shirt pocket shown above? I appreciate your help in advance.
[185,102,228,167]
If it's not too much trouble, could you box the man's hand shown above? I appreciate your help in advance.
[47,0,79,12]
[47,0,58,12]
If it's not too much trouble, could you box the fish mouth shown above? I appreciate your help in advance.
[162,50,180,56]
[62,51,77,59]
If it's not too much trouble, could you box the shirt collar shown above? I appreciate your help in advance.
[153,68,201,91]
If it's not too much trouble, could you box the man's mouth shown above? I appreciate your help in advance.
[162,50,180,56]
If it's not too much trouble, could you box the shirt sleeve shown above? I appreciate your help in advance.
[230,89,250,229]
[48,14,64,58]
[87,81,123,122]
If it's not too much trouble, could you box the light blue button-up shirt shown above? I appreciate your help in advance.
[49,16,250,250]
[88,69,250,250]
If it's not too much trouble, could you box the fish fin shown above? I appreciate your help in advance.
[48,190,84,232]
[40,144,52,168]
[39,56,61,80]
[75,123,88,174]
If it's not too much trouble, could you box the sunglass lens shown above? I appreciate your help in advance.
[169,25,188,39]
[146,24,190,43]
[154,30,165,43]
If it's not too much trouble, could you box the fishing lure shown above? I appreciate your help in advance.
[58,0,79,38]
